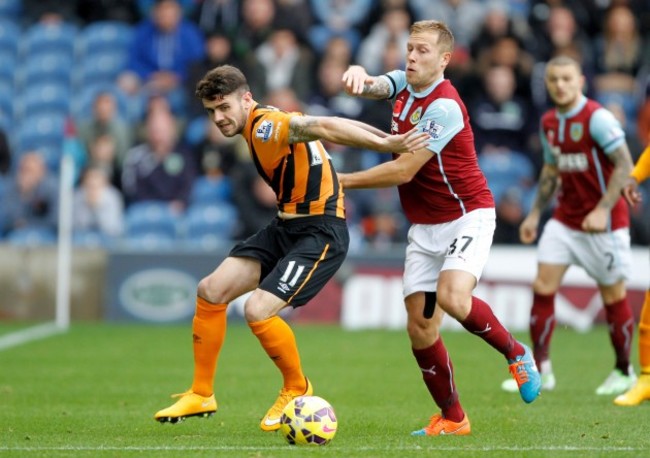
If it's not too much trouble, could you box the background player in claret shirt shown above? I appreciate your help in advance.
[154,65,428,430]
[340,20,541,437]
[500,56,636,397]
[616,145,650,406]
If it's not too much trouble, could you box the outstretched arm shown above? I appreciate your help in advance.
[287,115,429,154]
[341,65,392,99]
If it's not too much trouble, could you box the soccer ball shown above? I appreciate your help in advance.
[279,395,337,446]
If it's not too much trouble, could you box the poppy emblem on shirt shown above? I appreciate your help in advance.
[256,120,274,142]
[569,122,583,142]
[393,99,404,117]
[424,120,444,139]
[410,107,422,124]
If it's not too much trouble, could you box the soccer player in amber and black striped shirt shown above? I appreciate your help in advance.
[154,64,429,429]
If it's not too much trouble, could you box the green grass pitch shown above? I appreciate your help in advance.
[0,323,648,457]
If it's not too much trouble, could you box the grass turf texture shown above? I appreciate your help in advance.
[0,323,648,457]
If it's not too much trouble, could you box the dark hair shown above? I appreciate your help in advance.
[195,65,250,101]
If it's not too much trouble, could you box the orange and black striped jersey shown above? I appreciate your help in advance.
[241,103,345,219]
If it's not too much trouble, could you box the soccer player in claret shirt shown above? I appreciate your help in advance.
[341,20,541,436]
[153,64,429,429]
[499,56,636,396]
[617,145,650,406]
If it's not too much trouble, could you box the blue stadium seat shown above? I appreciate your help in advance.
[73,230,112,248]
[125,200,181,238]
[189,176,232,205]
[0,89,13,129]
[19,52,74,88]
[184,116,208,146]
[478,151,535,204]
[0,19,20,56]
[21,22,77,60]
[16,82,71,118]
[78,21,134,55]
[0,0,21,20]
[183,203,238,242]
[74,51,127,87]
[16,113,66,155]
[119,232,177,251]
[6,227,58,246]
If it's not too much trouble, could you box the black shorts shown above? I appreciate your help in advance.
[229,215,349,307]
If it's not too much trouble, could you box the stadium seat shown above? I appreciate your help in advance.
[78,21,134,55]
[19,52,74,88]
[183,203,238,242]
[478,150,535,204]
[184,116,208,146]
[72,230,112,248]
[118,231,177,251]
[189,176,232,206]
[21,22,77,60]
[6,227,58,246]
[0,0,21,20]
[0,19,19,56]
[0,89,13,129]
[16,113,66,155]
[16,82,71,119]
[125,200,181,238]
[74,51,127,88]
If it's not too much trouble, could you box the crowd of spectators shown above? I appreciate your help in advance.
[0,0,649,250]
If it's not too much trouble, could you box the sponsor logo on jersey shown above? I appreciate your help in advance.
[256,120,273,142]
[424,120,444,139]
[569,122,583,142]
[410,106,422,124]
[558,152,588,172]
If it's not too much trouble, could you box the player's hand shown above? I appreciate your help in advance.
[342,65,374,95]
[581,207,608,233]
[382,128,430,154]
[621,177,642,207]
[519,213,539,244]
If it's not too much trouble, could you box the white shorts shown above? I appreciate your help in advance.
[403,208,496,298]
[537,218,631,285]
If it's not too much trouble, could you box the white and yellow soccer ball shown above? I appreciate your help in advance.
[279,395,338,446]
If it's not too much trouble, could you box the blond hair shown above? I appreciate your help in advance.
[546,55,582,75]
[410,20,454,53]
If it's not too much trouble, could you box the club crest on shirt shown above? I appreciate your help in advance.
[410,107,422,124]
[569,122,583,142]
[424,119,444,139]
[256,120,273,142]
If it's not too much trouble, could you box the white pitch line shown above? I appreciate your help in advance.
[0,322,65,351]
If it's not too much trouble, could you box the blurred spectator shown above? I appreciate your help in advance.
[263,87,305,113]
[76,0,140,24]
[356,7,410,75]
[274,0,314,43]
[186,31,240,119]
[0,128,9,175]
[307,0,374,55]
[230,0,276,61]
[409,0,486,48]
[23,0,80,25]
[136,0,197,18]
[117,0,205,113]
[593,5,643,128]
[493,187,526,244]
[247,28,314,101]
[308,56,363,119]
[86,135,122,190]
[77,91,134,170]
[192,120,243,177]
[72,166,124,239]
[230,163,277,240]
[1,152,59,236]
[469,65,537,166]
[121,104,196,211]
[528,0,600,43]
[191,0,240,36]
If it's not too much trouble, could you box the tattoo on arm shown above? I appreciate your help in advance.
[288,116,320,144]
[533,165,559,212]
[364,78,391,99]
[599,144,634,209]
